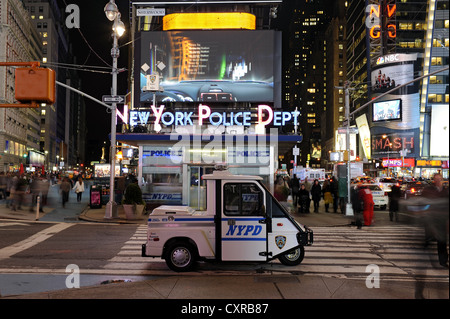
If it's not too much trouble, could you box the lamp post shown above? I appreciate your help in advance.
[104,0,125,219]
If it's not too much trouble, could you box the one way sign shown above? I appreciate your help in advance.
[102,95,125,104]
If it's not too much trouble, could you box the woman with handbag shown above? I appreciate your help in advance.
[72,176,85,203]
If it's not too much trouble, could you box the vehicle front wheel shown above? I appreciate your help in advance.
[165,241,197,272]
[278,246,305,266]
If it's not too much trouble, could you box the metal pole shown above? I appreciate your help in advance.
[36,196,40,221]
[105,31,119,219]
[344,83,353,216]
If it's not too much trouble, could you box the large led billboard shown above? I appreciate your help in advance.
[135,30,281,105]
[430,104,449,157]
[372,99,402,122]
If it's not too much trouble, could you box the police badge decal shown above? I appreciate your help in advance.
[275,236,286,249]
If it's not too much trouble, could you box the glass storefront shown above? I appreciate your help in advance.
[139,144,274,209]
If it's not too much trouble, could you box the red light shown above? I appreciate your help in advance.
[411,188,416,193]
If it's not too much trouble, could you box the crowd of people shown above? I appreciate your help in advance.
[0,171,86,211]
[274,174,341,214]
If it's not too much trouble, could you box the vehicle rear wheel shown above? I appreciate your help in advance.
[165,241,197,272]
[278,246,305,266]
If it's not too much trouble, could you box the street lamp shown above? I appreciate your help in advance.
[104,0,125,219]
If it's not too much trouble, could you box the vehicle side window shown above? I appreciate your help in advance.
[224,183,263,216]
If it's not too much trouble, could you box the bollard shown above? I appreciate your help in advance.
[36,195,40,221]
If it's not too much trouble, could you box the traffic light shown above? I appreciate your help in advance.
[0,62,55,108]
[15,67,55,105]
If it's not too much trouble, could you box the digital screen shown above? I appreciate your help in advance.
[136,30,281,104]
[372,99,402,122]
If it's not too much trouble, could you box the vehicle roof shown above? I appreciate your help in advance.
[202,170,263,181]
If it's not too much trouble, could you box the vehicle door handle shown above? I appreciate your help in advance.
[227,219,236,225]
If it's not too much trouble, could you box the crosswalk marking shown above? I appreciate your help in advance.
[102,224,449,282]
[0,223,74,260]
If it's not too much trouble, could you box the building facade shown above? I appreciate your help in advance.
[347,0,449,178]
[0,0,43,172]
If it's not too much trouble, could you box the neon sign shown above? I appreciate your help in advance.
[366,4,396,40]
[120,104,300,128]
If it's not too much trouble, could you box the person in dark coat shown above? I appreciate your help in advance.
[351,186,363,229]
[389,184,401,222]
[291,174,300,207]
[310,179,322,213]
[298,184,310,214]
[329,176,339,213]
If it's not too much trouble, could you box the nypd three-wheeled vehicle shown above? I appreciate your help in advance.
[142,169,313,272]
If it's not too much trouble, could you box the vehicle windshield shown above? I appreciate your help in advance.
[257,182,302,231]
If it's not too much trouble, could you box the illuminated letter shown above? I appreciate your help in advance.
[198,104,211,126]
[116,104,128,124]
[370,26,381,39]
[387,24,396,38]
[151,104,165,132]
[370,5,380,17]
[387,5,396,17]
[257,105,274,126]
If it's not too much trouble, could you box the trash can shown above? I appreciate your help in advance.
[90,184,102,209]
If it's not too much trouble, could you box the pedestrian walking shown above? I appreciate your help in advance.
[329,176,339,213]
[421,173,449,268]
[291,174,300,207]
[359,185,374,226]
[73,177,85,202]
[60,177,71,208]
[311,179,322,213]
[322,179,332,212]
[351,186,363,229]
[388,183,401,222]
[28,174,43,212]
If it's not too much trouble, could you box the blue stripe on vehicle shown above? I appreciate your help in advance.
[222,238,267,241]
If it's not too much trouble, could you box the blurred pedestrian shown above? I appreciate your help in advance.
[60,177,71,208]
[330,176,339,213]
[73,176,85,202]
[28,174,42,212]
[351,186,363,229]
[421,173,449,268]
[322,179,332,212]
[11,174,26,211]
[389,183,401,222]
[311,179,322,213]
[291,174,300,207]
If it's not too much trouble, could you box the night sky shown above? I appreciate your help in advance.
[67,0,130,163]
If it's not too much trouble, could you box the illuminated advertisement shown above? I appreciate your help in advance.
[135,30,281,105]
[355,114,371,159]
[372,99,402,122]
[430,104,449,157]
[371,131,418,158]
[371,64,414,94]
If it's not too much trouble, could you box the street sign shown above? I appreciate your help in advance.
[293,146,299,156]
[338,127,359,134]
[136,8,166,16]
[102,95,125,104]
